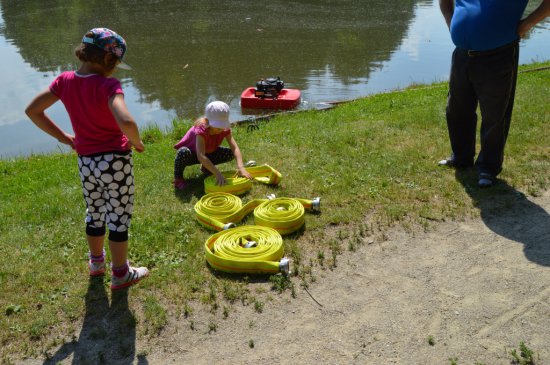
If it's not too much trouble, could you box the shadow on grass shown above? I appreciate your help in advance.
[173,176,206,203]
[455,169,550,267]
[45,277,147,365]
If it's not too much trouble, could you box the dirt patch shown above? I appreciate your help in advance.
[30,186,550,365]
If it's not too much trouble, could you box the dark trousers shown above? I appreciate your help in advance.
[445,41,519,176]
[174,146,234,178]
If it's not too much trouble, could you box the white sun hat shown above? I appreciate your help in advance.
[205,101,231,129]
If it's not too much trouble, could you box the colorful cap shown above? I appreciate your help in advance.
[82,28,132,70]
[205,101,231,129]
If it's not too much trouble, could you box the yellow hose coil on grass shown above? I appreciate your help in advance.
[205,225,289,274]
[204,164,282,195]
[194,192,321,234]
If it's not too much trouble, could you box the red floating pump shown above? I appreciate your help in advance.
[241,77,301,110]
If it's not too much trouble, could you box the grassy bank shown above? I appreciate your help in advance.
[1,61,549,361]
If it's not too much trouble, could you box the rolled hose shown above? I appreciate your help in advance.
[194,192,321,234]
[204,164,282,195]
[205,225,289,274]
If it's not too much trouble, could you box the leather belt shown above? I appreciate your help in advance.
[464,40,518,57]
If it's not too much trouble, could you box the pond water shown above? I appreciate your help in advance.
[1,0,549,158]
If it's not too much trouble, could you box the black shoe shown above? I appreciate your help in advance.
[478,173,496,188]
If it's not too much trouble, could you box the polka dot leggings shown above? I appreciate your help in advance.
[78,151,134,242]
[174,146,234,178]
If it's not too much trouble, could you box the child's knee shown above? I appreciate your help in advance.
[108,229,129,242]
[86,224,106,237]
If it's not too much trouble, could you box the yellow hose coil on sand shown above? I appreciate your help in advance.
[204,164,282,195]
[205,225,289,274]
[194,192,321,234]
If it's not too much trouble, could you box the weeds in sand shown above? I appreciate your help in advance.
[510,341,535,365]
[330,239,342,269]
[317,251,325,266]
[183,303,193,318]
[269,274,293,293]
[427,335,435,346]
[222,281,239,303]
[254,299,264,313]
[143,296,168,335]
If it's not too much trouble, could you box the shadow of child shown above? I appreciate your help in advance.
[45,276,145,364]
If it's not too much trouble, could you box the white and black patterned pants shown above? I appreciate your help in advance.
[78,151,134,242]
[174,146,234,178]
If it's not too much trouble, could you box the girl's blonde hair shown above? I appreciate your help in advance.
[193,117,208,127]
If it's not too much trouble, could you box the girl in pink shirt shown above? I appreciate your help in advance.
[173,101,252,190]
[25,28,148,290]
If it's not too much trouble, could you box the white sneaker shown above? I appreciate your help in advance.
[111,265,149,290]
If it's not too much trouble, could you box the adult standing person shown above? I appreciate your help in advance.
[438,0,550,187]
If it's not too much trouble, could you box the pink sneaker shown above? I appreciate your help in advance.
[89,261,106,276]
[173,178,189,190]
[89,250,106,276]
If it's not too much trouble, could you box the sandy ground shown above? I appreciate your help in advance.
[29,185,550,365]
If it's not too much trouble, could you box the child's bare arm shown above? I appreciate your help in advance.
[109,94,145,152]
[227,135,252,179]
[25,89,74,148]
[196,136,226,185]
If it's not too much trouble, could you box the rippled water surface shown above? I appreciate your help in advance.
[1,0,549,157]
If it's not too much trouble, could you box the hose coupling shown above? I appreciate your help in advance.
[279,257,290,275]
[223,222,236,230]
[244,241,258,248]
[311,197,321,212]
[245,160,257,167]
[266,193,276,200]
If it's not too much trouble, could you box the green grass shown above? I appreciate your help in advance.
[510,341,536,365]
[1,61,549,361]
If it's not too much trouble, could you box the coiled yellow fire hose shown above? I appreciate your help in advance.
[194,192,321,234]
[204,225,289,274]
[204,164,282,195]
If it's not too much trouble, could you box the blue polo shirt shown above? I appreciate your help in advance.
[450,0,528,51]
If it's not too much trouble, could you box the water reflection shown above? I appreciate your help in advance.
[0,0,548,157]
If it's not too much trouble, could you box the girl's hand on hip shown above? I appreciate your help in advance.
[60,133,75,149]
[132,140,146,153]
